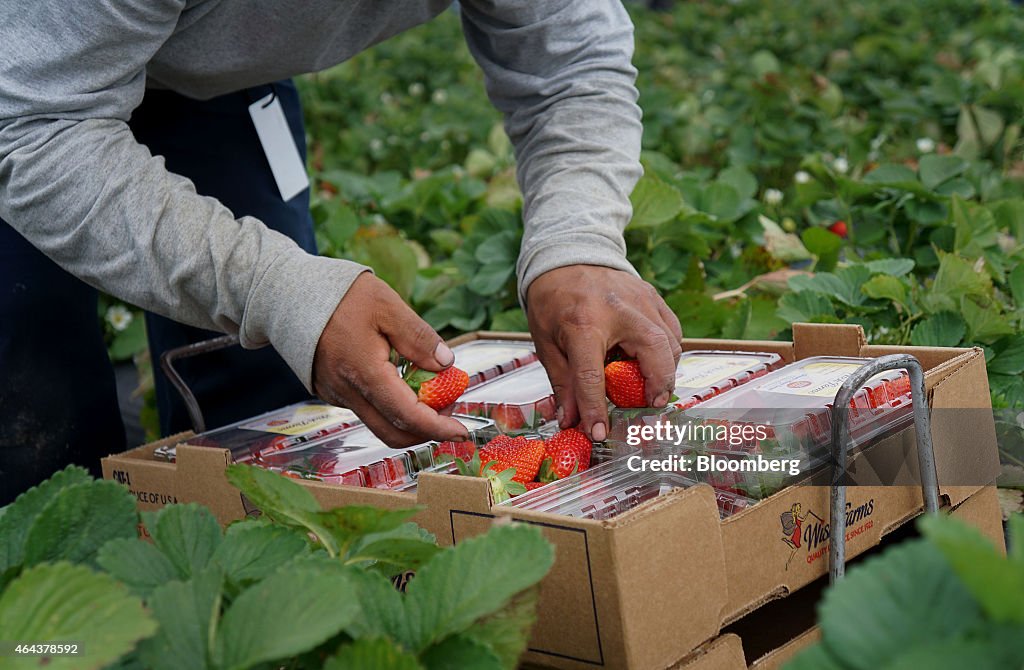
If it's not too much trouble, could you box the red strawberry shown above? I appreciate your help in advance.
[404,366,469,411]
[539,447,584,482]
[491,405,526,432]
[479,436,545,484]
[433,440,476,462]
[604,360,646,408]
[828,220,848,238]
[544,428,592,472]
[524,481,548,491]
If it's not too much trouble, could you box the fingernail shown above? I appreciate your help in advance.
[556,406,565,426]
[592,422,607,442]
[434,342,454,367]
[654,392,669,407]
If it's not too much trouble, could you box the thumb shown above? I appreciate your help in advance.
[379,298,454,373]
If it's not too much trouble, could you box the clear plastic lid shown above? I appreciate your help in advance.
[608,350,783,444]
[448,361,557,433]
[674,356,914,471]
[499,456,755,519]
[451,339,538,387]
[254,415,492,490]
[154,400,360,462]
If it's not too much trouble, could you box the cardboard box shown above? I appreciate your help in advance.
[102,325,1002,670]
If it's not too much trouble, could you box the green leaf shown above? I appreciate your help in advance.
[489,308,528,332]
[348,537,441,576]
[1010,515,1024,563]
[920,514,1024,624]
[326,638,423,670]
[961,298,1014,343]
[23,480,138,568]
[225,465,339,556]
[403,524,553,652]
[217,566,359,670]
[318,506,421,556]
[717,165,758,200]
[721,298,751,340]
[801,227,842,271]
[0,562,156,670]
[862,275,907,305]
[323,203,359,249]
[816,539,982,670]
[664,290,729,338]
[148,503,222,580]
[137,567,223,670]
[421,635,503,670]
[988,336,1024,376]
[0,465,91,571]
[910,311,967,347]
[468,262,514,296]
[108,316,147,362]
[1008,264,1024,306]
[460,589,540,670]
[928,252,992,309]
[701,182,742,221]
[865,258,915,277]
[212,521,310,584]
[473,231,518,266]
[777,291,837,324]
[344,567,409,644]
[882,633,1024,670]
[350,235,421,302]
[918,154,969,189]
[629,173,685,228]
[96,537,181,597]
[863,163,918,184]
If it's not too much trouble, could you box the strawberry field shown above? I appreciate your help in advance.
[290,0,1024,410]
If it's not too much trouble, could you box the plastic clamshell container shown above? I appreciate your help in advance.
[256,415,493,490]
[670,356,914,498]
[451,339,538,387]
[607,350,783,445]
[447,361,557,433]
[500,456,756,519]
[153,400,360,463]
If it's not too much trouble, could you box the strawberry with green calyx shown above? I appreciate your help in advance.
[544,428,593,469]
[451,450,526,502]
[538,447,582,483]
[828,220,849,238]
[478,435,545,484]
[604,360,646,408]
[403,365,469,411]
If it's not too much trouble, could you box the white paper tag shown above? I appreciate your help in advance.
[248,93,310,201]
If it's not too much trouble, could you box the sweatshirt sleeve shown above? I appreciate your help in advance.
[0,0,369,390]
[458,0,644,304]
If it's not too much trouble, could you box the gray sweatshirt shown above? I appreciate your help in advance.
[0,0,642,391]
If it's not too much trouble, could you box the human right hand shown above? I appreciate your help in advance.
[312,272,470,447]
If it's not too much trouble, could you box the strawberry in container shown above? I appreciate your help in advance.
[499,456,757,520]
[254,415,495,491]
[605,351,783,449]
[449,339,538,387]
[446,361,558,433]
[677,356,915,499]
[154,400,360,463]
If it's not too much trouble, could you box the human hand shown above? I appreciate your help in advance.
[312,273,470,447]
[525,265,683,441]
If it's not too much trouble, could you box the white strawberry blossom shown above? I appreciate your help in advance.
[832,156,849,174]
[431,89,448,105]
[794,170,811,184]
[763,188,784,205]
[408,82,424,97]
[916,137,935,153]
[106,305,133,332]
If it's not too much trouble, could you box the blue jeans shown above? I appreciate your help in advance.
[1,80,315,503]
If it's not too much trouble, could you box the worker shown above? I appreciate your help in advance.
[0,1,682,503]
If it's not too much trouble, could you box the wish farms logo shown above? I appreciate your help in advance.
[779,499,875,570]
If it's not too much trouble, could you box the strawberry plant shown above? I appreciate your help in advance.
[786,512,1024,669]
[0,465,554,669]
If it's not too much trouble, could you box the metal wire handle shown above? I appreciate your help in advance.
[159,334,241,434]
[828,354,940,583]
